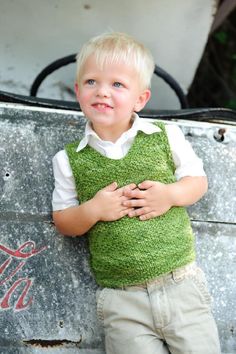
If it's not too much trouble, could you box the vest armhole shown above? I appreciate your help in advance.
[65,141,81,178]
[153,121,176,174]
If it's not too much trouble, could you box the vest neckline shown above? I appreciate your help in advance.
[83,129,157,162]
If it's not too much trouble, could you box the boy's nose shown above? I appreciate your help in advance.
[96,84,110,97]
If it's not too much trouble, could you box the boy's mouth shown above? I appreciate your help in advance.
[92,103,113,111]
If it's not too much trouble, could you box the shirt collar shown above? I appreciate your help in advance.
[76,113,161,152]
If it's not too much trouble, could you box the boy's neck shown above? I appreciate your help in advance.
[91,120,134,143]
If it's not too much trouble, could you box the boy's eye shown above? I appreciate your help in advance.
[113,82,123,88]
[86,79,95,85]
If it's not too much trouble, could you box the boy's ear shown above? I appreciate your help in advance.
[134,89,151,112]
[74,82,80,101]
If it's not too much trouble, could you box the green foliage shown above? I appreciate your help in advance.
[226,99,236,109]
[214,30,228,44]
[233,66,236,83]
[188,10,236,108]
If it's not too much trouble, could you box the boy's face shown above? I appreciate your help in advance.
[75,55,151,141]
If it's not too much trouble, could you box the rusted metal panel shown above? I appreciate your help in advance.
[0,103,235,353]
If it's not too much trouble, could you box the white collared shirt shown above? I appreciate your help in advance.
[52,114,206,211]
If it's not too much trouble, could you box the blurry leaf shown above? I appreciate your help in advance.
[232,67,236,82]
[214,31,228,44]
[226,99,236,109]
[232,54,236,60]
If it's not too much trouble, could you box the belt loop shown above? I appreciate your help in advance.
[172,270,184,283]
[172,262,197,283]
[172,266,186,283]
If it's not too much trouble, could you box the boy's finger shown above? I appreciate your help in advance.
[139,211,156,221]
[128,206,150,217]
[104,182,118,191]
[123,198,146,208]
[122,183,137,193]
[121,185,137,197]
[127,183,137,190]
[138,180,154,190]
[125,188,145,199]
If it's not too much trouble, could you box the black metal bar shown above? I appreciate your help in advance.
[1,90,236,123]
[30,54,77,97]
[154,66,189,108]
[29,54,189,108]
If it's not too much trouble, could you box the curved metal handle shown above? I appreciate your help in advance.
[30,54,189,108]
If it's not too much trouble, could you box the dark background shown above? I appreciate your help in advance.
[188,3,236,109]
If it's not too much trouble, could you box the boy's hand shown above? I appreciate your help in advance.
[92,182,137,222]
[122,180,173,221]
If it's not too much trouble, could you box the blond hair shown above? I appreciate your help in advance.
[76,32,155,89]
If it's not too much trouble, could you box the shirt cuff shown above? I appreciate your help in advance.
[174,159,206,180]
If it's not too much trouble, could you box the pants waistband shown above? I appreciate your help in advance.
[122,262,197,290]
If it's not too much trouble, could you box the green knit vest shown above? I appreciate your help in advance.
[66,122,195,287]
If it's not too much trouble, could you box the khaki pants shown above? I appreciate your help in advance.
[96,263,221,354]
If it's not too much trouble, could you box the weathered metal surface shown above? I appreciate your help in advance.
[0,103,236,353]
[193,221,236,353]
[0,221,104,352]
[182,123,236,224]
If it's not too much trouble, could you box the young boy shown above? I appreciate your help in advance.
[52,32,221,354]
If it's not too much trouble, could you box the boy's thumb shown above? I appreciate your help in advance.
[138,180,153,190]
[105,182,118,191]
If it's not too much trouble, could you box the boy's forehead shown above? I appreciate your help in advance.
[83,53,135,73]
[78,53,144,88]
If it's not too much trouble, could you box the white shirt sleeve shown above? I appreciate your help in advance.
[165,124,206,180]
[52,150,79,211]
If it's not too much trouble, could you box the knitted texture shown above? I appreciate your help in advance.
[66,122,195,287]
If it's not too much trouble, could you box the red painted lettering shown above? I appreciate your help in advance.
[0,278,33,310]
[0,240,47,311]
[0,241,47,259]
[0,260,25,286]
